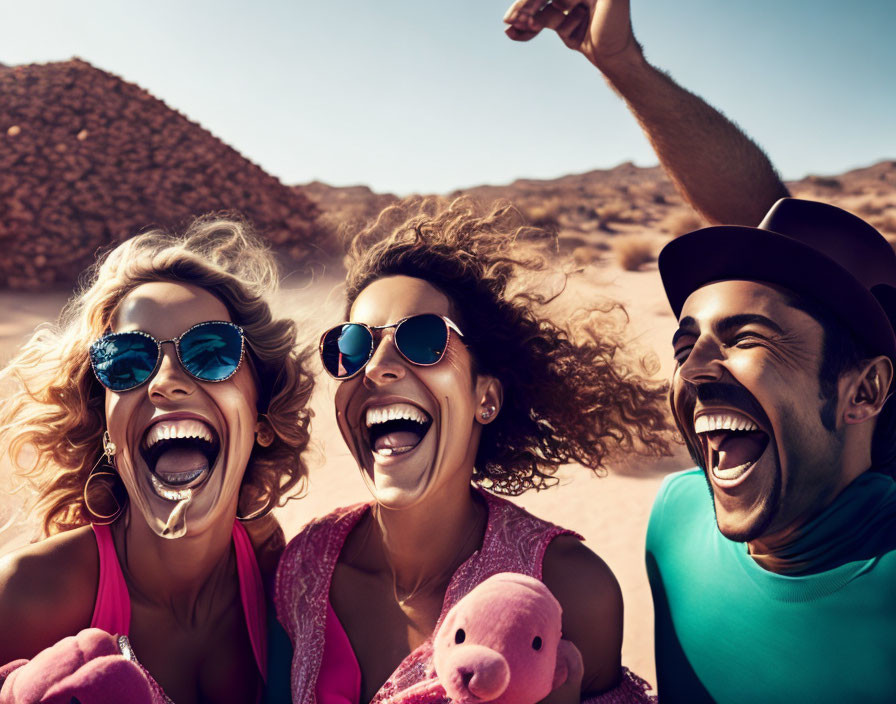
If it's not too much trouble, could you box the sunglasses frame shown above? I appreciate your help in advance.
[319,314,464,381]
[89,320,246,392]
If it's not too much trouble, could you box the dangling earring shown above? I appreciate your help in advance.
[83,431,127,525]
[236,491,275,522]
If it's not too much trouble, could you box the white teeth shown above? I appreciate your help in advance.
[694,413,759,434]
[144,419,215,448]
[365,403,429,428]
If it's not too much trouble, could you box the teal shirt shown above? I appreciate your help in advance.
[646,469,896,703]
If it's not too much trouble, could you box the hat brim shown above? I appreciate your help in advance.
[659,226,896,361]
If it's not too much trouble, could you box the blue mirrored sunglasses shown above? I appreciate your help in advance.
[319,313,463,380]
[89,321,246,392]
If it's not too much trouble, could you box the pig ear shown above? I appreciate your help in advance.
[552,639,584,691]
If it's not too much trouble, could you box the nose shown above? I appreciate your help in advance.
[147,342,196,401]
[445,649,510,702]
[363,331,406,386]
[677,335,726,385]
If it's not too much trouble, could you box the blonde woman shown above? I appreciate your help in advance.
[0,218,313,704]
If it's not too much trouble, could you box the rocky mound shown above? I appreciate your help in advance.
[1,59,321,289]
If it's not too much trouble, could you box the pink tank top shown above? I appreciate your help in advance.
[90,520,267,681]
[317,600,362,704]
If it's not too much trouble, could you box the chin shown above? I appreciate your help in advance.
[360,458,432,510]
[711,490,779,544]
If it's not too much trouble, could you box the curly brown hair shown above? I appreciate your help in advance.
[0,215,314,535]
[344,198,673,494]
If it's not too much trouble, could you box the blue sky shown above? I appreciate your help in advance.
[1,0,893,194]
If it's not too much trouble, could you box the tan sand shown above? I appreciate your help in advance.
[0,258,687,688]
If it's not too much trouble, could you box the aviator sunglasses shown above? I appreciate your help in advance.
[319,313,464,380]
[89,321,246,392]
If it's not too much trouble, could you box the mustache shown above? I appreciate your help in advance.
[692,382,763,413]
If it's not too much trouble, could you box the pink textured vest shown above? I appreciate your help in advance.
[275,490,655,704]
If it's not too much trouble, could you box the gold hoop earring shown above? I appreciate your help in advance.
[235,480,274,522]
[83,432,126,525]
[236,503,275,522]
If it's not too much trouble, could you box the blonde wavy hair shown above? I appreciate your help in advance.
[0,215,314,535]
[345,197,673,494]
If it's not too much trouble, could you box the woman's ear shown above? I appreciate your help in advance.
[843,356,893,424]
[475,376,503,425]
[255,416,275,447]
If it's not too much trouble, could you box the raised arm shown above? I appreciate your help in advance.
[504,0,789,226]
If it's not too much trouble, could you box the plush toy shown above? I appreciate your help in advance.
[399,572,583,704]
[0,628,154,704]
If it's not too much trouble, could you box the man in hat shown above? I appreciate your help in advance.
[648,198,896,702]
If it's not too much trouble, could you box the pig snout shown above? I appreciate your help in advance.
[441,644,511,703]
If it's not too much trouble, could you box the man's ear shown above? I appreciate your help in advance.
[474,375,503,425]
[842,356,893,425]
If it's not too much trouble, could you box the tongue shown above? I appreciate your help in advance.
[155,447,209,477]
[374,430,422,452]
[714,432,768,471]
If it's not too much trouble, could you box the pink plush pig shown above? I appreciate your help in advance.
[0,629,154,704]
[431,572,583,704]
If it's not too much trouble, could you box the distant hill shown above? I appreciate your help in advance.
[0,59,321,289]
[296,160,896,256]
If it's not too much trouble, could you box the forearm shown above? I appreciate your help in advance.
[598,45,789,226]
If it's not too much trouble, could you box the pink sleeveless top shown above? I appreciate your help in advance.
[275,489,656,704]
[90,520,267,697]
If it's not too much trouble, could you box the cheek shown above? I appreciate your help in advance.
[425,346,477,405]
[104,391,137,440]
[223,368,260,415]
[670,373,694,416]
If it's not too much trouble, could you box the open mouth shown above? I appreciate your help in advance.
[140,419,220,500]
[365,402,432,459]
[695,411,770,483]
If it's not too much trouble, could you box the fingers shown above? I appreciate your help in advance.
[504,0,593,46]
[556,3,591,48]
[504,0,548,41]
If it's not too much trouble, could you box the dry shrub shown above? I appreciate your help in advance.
[806,175,843,190]
[853,195,892,217]
[524,202,562,233]
[595,200,641,226]
[572,245,603,267]
[869,210,896,235]
[558,235,587,252]
[660,209,705,237]
[613,236,656,271]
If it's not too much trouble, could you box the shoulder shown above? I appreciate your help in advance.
[541,535,623,696]
[279,502,369,567]
[648,469,708,538]
[655,467,707,503]
[274,503,368,621]
[0,526,98,661]
[482,491,572,544]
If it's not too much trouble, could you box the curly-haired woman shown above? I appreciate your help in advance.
[0,218,313,703]
[274,199,672,703]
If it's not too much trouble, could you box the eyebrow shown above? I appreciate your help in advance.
[672,313,784,346]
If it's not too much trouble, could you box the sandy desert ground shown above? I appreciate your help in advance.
[0,250,688,688]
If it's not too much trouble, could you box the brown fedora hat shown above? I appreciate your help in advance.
[658,198,896,361]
